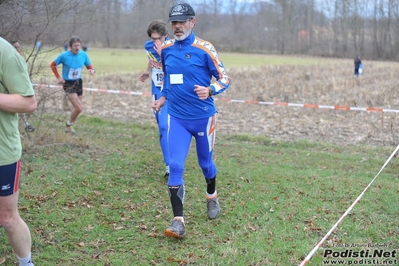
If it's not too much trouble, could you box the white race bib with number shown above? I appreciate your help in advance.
[152,69,163,87]
[68,68,82,80]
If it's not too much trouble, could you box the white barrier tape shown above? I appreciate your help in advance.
[33,83,152,97]
[33,83,399,114]
[299,143,399,266]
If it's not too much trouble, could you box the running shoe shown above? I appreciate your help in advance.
[25,124,35,132]
[206,196,220,219]
[65,124,76,135]
[164,218,186,238]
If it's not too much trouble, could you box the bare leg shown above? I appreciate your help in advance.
[62,95,70,111]
[0,191,32,259]
[67,94,83,123]
[20,114,28,123]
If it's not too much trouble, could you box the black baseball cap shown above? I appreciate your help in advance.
[168,3,195,22]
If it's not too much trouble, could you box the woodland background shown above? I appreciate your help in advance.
[2,0,399,61]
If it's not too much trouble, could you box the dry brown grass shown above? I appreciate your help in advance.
[31,59,399,147]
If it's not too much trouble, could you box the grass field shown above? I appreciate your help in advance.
[29,47,333,80]
[2,49,398,265]
[13,115,398,266]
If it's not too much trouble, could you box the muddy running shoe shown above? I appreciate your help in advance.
[206,195,220,219]
[25,124,35,132]
[65,124,76,135]
[164,218,186,238]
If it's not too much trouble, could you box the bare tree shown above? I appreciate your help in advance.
[0,0,90,77]
[3,0,399,60]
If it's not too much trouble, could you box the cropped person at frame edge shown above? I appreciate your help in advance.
[152,3,231,239]
[0,36,37,266]
[139,20,171,178]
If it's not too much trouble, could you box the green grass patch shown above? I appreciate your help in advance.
[30,48,334,81]
[84,49,149,75]
[2,116,396,265]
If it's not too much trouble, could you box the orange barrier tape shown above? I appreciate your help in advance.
[33,84,399,114]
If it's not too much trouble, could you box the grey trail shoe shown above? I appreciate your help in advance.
[164,218,186,238]
[207,196,220,219]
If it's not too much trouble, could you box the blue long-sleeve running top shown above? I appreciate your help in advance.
[160,32,230,120]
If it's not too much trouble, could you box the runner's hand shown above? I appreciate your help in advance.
[152,97,166,112]
[194,85,210,100]
[139,72,150,82]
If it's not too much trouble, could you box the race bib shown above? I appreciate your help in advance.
[68,68,82,79]
[170,74,183,84]
[152,69,163,87]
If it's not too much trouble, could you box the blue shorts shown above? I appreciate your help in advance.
[0,160,21,196]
